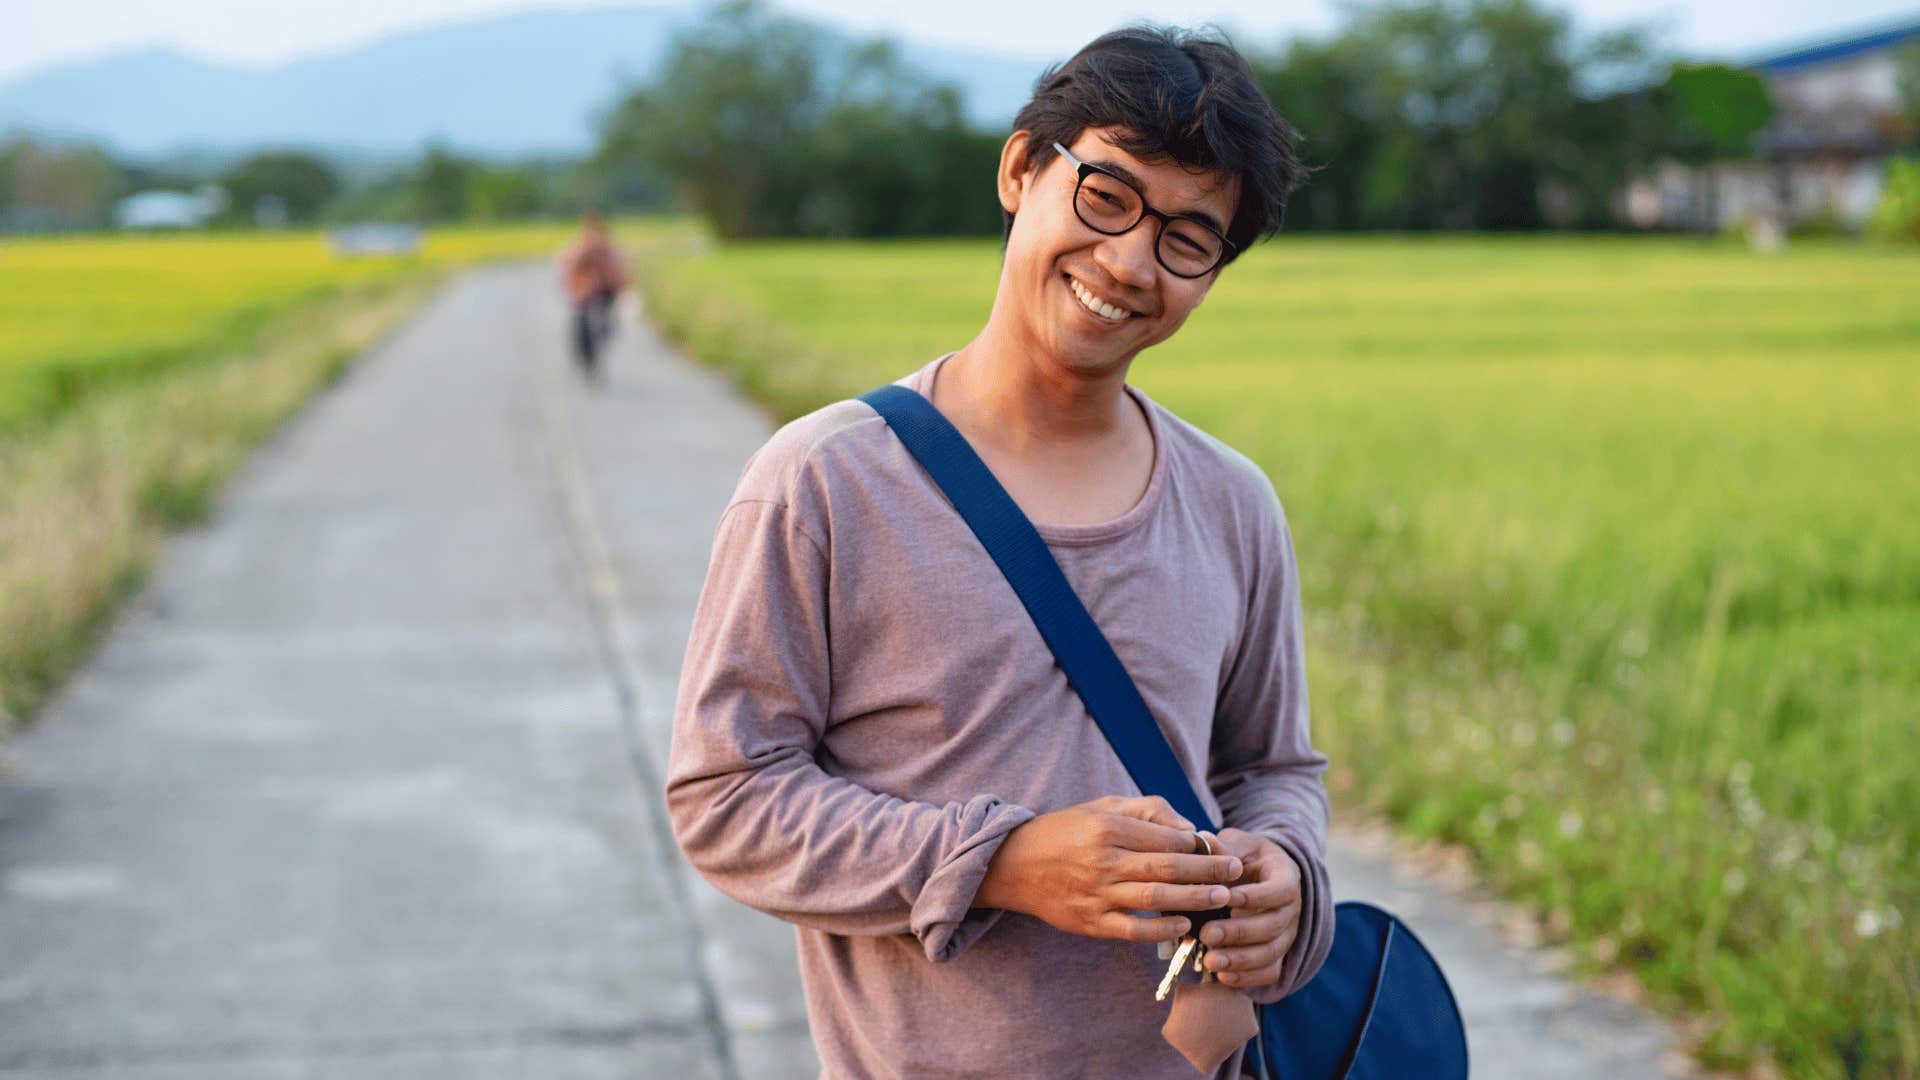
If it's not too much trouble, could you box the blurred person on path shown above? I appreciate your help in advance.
[667,26,1330,1079]
[556,210,630,380]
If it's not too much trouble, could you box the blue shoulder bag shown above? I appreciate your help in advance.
[860,384,1468,1080]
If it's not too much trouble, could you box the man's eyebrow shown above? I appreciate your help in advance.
[1088,156,1228,235]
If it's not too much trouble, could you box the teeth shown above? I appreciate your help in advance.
[1069,276,1130,321]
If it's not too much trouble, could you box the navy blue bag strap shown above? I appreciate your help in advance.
[858,383,1217,833]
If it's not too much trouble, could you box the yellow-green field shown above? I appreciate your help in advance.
[0,225,578,427]
[641,234,1920,1077]
[0,222,597,731]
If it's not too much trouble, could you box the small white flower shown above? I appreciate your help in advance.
[1558,811,1584,839]
[1619,626,1649,658]
[1856,909,1884,938]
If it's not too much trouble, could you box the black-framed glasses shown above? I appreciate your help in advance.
[1052,141,1234,278]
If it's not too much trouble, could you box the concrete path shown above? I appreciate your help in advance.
[0,263,1685,1078]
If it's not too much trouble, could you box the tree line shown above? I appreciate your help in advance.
[589,3,1001,239]
[0,138,638,233]
[594,0,1789,239]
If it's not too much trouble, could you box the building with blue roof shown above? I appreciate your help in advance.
[1623,16,1919,234]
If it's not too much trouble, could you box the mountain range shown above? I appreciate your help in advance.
[0,4,1049,159]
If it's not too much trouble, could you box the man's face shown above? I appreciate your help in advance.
[997,124,1239,378]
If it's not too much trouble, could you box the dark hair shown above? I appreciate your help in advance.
[1006,25,1305,267]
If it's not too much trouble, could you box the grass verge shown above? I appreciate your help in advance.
[0,272,444,736]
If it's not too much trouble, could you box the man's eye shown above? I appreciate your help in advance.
[1091,189,1123,207]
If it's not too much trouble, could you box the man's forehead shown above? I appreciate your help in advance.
[1071,128,1239,220]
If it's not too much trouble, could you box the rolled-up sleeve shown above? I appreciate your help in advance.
[665,496,1034,962]
[1208,489,1334,1003]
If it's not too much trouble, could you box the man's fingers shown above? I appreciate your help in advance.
[1205,934,1289,976]
[1096,910,1193,944]
[1198,904,1294,948]
[1105,795,1196,833]
[1228,871,1300,912]
[1217,952,1288,989]
[1103,813,1203,855]
[1211,827,1269,860]
[1118,881,1234,913]
[1121,851,1244,885]
[1202,904,1299,986]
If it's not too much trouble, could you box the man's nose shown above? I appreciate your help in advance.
[1093,219,1158,295]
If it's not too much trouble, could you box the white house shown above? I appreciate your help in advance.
[1624,18,1920,232]
[113,185,228,230]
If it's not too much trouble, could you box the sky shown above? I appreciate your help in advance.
[6,0,1919,84]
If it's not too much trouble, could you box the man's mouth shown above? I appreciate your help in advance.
[1064,273,1142,323]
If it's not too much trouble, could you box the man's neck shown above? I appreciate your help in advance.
[937,325,1137,458]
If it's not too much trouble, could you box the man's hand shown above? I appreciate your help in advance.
[975,795,1246,944]
[1195,827,1301,989]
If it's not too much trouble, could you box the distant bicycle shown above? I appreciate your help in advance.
[556,211,630,383]
[574,286,618,377]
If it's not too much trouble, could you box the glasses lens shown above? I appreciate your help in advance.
[1075,171,1141,232]
[1159,220,1225,277]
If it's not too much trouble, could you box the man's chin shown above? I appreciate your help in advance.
[1042,329,1137,377]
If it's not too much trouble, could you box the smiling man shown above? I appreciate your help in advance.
[666,25,1331,1079]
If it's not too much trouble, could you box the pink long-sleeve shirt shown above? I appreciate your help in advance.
[666,351,1334,1078]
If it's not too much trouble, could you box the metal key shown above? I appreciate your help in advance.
[1156,934,1219,1001]
[1156,935,1198,1001]
[1195,941,1215,983]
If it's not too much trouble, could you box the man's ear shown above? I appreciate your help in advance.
[998,130,1036,216]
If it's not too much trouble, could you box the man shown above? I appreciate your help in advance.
[667,26,1331,1078]
[556,210,630,378]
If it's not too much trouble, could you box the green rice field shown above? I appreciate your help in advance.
[0,224,577,428]
[1,224,583,426]
[640,234,1920,1077]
